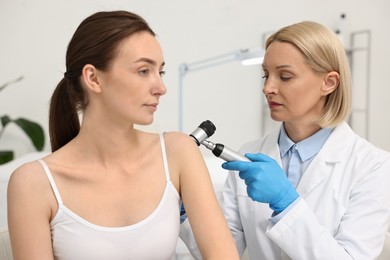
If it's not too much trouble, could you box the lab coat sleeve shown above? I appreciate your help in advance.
[266,156,390,260]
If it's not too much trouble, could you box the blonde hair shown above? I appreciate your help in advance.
[266,21,352,127]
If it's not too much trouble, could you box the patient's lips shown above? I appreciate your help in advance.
[144,103,158,112]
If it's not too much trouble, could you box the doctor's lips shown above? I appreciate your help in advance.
[268,101,282,109]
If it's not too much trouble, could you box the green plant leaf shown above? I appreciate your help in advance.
[1,115,12,127]
[1,77,45,160]
[13,118,45,151]
[0,151,14,164]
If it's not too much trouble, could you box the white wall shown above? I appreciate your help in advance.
[1,0,390,159]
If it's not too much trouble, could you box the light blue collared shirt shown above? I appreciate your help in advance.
[270,124,333,223]
[278,125,333,187]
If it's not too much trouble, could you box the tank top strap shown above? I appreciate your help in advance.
[38,159,64,205]
[159,133,171,182]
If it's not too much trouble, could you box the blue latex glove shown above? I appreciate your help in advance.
[179,202,187,224]
[222,153,299,213]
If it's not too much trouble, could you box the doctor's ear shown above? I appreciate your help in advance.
[81,64,102,93]
[321,71,340,96]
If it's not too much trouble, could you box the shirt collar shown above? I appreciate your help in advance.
[278,124,334,162]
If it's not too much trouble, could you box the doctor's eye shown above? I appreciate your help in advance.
[279,71,293,81]
[261,69,268,80]
[280,76,292,81]
[159,70,166,77]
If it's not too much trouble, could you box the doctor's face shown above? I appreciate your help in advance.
[262,41,328,127]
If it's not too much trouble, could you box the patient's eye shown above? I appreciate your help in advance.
[139,69,149,76]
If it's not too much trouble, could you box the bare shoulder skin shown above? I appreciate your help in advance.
[163,131,239,259]
[7,160,56,260]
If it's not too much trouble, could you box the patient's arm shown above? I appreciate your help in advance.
[164,132,239,260]
[8,162,55,260]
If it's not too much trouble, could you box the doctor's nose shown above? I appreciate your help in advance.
[262,79,278,95]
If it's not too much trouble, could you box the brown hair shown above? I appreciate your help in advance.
[49,11,155,151]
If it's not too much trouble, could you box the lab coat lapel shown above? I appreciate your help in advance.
[296,122,352,197]
[296,155,330,196]
[261,128,282,165]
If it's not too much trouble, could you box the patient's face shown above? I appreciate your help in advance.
[93,31,167,126]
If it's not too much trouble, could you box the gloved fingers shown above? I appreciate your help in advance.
[246,185,267,202]
[269,185,299,213]
[246,187,257,201]
[245,153,275,163]
[222,161,251,171]
[239,171,253,181]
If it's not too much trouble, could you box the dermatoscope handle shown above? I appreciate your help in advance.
[189,120,251,162]
[203,140,251,162]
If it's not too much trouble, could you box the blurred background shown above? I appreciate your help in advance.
[1,0,389,159]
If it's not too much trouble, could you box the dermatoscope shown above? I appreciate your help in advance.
[189,120,250,162]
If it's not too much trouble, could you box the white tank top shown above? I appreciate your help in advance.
[38,134,181,260]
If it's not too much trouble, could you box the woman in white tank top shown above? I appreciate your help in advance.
[7,10,239,260]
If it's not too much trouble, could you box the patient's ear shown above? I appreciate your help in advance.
[81,64,101,93]
[321,71,339,96]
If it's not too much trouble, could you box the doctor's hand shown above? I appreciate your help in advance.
[179,202,187,224]
[222,153,299,213]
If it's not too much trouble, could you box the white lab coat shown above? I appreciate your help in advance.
[180,122,390,260]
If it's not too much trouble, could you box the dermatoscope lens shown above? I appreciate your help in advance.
[198,120,216,137]
[189,120,216,146]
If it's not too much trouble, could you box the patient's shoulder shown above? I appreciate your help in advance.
[162,131,204,163]
[8,160,48,194]
[163,131,198,149]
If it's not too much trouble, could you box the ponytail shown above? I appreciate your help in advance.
[49,77,82,152]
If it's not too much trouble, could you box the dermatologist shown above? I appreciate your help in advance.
[180,21,390,260]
